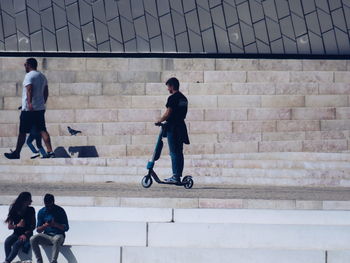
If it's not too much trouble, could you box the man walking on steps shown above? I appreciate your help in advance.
[156,77,190,183]
[4,58,54,159]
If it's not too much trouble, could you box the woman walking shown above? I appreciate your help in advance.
[3,192,35,263]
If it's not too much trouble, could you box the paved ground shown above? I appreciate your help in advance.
[1,182,350,201]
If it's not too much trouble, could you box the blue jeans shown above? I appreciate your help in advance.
[167,129,184,179]
[4,234,25,263]
[27,129,46,156]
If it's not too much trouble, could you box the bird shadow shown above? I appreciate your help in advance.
[68,146,99,158]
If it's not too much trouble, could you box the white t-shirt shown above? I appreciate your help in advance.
[22,70,47,111]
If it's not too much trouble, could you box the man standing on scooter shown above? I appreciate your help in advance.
[156,77,190,183]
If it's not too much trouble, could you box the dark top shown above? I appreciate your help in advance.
[165,92,190,145]
[11,206,36,237]
[166,92,188,124]
[37,204,69,236]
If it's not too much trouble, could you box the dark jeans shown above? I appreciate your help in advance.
[4,234,25,263]
[167,129,184,179]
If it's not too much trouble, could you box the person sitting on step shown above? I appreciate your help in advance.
[30,194,69,263]
[3,192,35,263]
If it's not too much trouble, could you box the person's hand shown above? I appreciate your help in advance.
[43,222,50,228]
[48,218,56,227]
[19,235,27,242]
[28,103,33,111]
[17,219,25,227]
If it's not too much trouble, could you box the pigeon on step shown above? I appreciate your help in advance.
[68,126,82,136]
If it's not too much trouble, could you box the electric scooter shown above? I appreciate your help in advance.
[141,122,194,189]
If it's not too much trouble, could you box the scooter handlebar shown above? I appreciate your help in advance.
[154,122,165,127]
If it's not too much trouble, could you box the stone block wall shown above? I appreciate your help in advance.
[0,57,349,157]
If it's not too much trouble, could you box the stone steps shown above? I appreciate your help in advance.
[2,205,350,262]
[0,139,349,157]
[1,167,349,187]
[122,247,326,263]
[2,94,350,110]
[2,152,350,186]
[1,69,349,84]
[148,222,350,250]
[1,107,349,124]
[1,82,350,97]
[0,244,335,263]
[1,156,350,169]
[2,206,350,225]
[2,172,348,187]
[0,244,120,263]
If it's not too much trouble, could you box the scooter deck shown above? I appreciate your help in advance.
[149,170,187,186]
[156,180,187,186]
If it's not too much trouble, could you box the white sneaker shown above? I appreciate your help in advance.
[30,153,40,159]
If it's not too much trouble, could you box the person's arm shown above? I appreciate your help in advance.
[51,208,69,232]
[157,108,172,123]
[26,84,33,111]
[36,210,48,233]
[43,85,49,103]
[24,208,36,237]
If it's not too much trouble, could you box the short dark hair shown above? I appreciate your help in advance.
[44,193,54,205]
[166,77,180,90]
[26,58,38,69]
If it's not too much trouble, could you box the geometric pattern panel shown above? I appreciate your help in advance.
[0,0,349,54]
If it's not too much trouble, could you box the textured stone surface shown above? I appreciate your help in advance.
[305,96,348,107]
[231,83,276,95]
[277,120,320,132]
[205,109,247,121]
[275,83,318,95]
[214,142,259,154]
[302,60,347,71]
[319,83,350,95]
[188,83,231,95]
[204,71,246,83]
[261,96,304,108]
[259,141,303,152]
[75,109,118,123]
[290,72,333,83]
[248,108,291,120]
[218,95,261,108]
[234,121,276,133]
[303,140,348,152]
[292,108,336,120]
[247,71,289,83]
[148,222,350,249]
[123,247,324,263]
[262,132,305,141]
[47,96,88,109]
[59,83,102,96]
[88,96,131,109]
[103,83,145,95]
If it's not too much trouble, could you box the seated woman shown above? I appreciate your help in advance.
[3,192,36,263]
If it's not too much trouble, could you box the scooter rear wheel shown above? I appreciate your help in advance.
[141,175,153,188]
[183,177,194,189]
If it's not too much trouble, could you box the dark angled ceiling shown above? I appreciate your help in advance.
[0,0,349,55]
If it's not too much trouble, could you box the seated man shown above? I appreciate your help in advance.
[30,194,69,263]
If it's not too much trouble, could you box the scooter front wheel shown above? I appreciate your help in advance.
[141,175,153,188]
